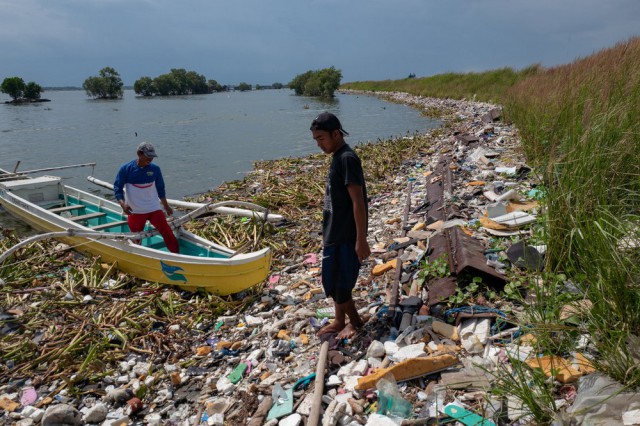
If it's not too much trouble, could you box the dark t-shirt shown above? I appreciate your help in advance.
[322,144,368,246]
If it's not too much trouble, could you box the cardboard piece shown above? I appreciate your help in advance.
[372,260,397,276]
[478,216,509,231]
[526,355,582,383]
[440,366,491,390]
[355,354,458,390]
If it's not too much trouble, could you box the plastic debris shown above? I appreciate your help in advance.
[0,92,626,426]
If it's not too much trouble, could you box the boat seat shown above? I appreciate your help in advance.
[90,220,128,231]
[69,212,106,222]
[49,205,85,213]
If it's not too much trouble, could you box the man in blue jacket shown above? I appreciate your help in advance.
[113,142,179,253]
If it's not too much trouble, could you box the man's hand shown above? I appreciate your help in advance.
[119,201,132,215]
[355,238,370,263]
[160,198,173,217]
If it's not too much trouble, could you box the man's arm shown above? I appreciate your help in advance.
[113,166,132,215]
[347,183,370,262]
[155,168,173,216]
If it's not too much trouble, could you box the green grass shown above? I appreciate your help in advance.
[505,37,640,389]
[341,65,541,103]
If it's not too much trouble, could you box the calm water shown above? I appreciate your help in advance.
[1,89,438,229]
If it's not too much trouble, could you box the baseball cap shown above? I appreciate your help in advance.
[137,142,158,158]
[310,112,349,136]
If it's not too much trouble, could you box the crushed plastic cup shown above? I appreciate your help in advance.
[272,383,288,405]
[309,317,329,330]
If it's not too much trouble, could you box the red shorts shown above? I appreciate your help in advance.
[128,210,179,253]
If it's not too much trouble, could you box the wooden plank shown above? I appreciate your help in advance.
[455,133,479,145]
[90,220,128,231]
[49,205,85,213]
[69,212,106,222]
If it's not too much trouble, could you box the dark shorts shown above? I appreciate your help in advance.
[322,243,361,304]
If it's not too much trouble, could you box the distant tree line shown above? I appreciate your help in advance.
[134,69,226,96]
[2,66,293,103]
[1,77,44,102]
[288,66,341,98]
[81,66,289,98]
[255,83,285,90]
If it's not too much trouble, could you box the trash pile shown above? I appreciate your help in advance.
[2,93,639,425]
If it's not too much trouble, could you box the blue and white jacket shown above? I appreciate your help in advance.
[113,160,167,214]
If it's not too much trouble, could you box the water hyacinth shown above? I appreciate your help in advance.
[1,130,436,388]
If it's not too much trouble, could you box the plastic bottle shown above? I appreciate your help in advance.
[389,327,399,341]
[376,376,413,419]
[377,388,412,419]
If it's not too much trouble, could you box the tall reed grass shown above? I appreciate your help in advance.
[343,37,640,417]
[505,37,640,387]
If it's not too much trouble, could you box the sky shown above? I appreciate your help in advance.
[1,0,639,87]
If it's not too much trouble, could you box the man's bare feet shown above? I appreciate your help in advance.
[336,323,360,340]
[317,320,345,336]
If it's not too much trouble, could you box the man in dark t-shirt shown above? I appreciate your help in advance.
[310,112,370,339]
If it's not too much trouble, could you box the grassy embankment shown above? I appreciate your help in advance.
[505,38,640,392]
[341,65,540,104]
[344,37,640,421]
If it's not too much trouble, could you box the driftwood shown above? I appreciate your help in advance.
[307,341,330,426]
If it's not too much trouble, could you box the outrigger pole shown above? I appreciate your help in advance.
[86,176,284,223]
[0,163,97,180]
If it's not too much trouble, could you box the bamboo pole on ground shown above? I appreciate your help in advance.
[390,181,413,312]
[307,341,329,426]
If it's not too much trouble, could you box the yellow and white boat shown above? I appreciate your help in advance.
[0,172,272,295]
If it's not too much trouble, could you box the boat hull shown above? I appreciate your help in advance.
[0,180,271,295]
